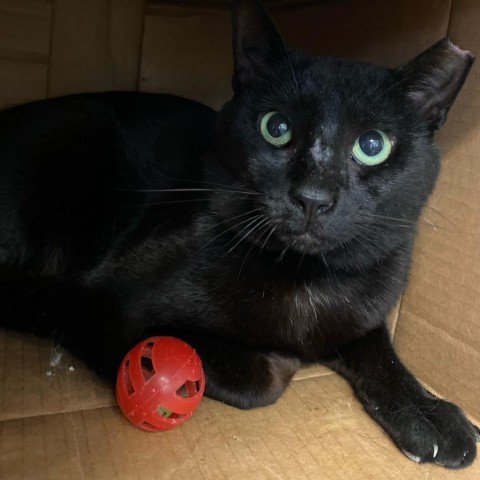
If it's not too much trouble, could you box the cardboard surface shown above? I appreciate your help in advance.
[274,0,452,67]
[48,0,147,97]
[140,4,233,110]
[2,369,480,480]
[0,297,401,422]
[1,0,480,478]
[140,0,452,110]
[0,0,51,109]
[394,0,480,424]
[0,332,114,422]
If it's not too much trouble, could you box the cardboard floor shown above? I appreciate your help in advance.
[1,331,479,480]
[1,0,479,478]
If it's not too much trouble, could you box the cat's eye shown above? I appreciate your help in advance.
[260,111,292,147]
[352,129,392,166]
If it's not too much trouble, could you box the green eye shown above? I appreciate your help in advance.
[260,111,292,147]
[352,129,392,166]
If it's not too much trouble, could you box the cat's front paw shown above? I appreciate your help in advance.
[388,398,478,469]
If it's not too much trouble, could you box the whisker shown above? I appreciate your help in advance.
[187,214,266,262]
[258,223,278,257]
[122,189,259,209]
[359,213,416,224]
[297,251,306,271]
[117,187,259,196]
[276,244,292,264]
[236,218,273,280]
[207,208,265,231]
[422,204,458,228]
[370,73,420,110]
[354,233,379,258]
[226,216,269,255]
[224,214,264,252]
[121,198,212,209]
[286,51,300,93]
[152,172,259,195]
[320,251,329,270]
[358,213,459,232]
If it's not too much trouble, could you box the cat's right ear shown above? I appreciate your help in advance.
[232,0,288,92]
[399,38,474,130]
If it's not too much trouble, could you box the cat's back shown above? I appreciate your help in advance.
[0,92,216,275]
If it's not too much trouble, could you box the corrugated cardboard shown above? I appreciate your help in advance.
[48,0,146,97]
[2,340,480,480]
[0,0,51,109]
[394,0,480,425]
[1,1,479,479]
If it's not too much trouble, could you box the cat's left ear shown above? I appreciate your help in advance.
[399,38,474,130]
[231,0,288,92]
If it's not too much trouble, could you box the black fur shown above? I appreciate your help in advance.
[0,0,477,469]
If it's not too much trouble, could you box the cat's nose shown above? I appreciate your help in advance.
[294,189,334,221]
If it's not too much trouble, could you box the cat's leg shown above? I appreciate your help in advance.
[0,267,128,382]
[174,333,301,409]
[326,325,479,468]
[0,266,299,402]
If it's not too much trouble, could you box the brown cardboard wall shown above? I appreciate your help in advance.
[48,0,147,97]
[394,0,480,423]
[273,0,452,66]
[1,1,480,478]
[2,373,480,480]
[0,0,51,109]
[0,333,114,422]
[140,4,232,110]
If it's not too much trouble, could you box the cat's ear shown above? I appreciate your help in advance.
[232,0,288,91]
[399,38,474,130]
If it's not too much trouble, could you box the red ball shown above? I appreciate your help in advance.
[116,336,205,431]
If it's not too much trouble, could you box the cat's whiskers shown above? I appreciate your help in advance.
[207,207,265,232]
[257,221,278,258]
[226,215,270,255]
[117,187,259,196]
[187,212,268,262]
[286,51,300,93]
[359,212,416,225]
[370,73,419,109]
[122,190,257,209]
[151,171,260,195]
[236,218,274,280]
[320,250,330,270]
[297,251,306,271]
[223,214,265,253]
[353,233,382,258]
[122,198,213,209]
[359,212,460,232]
[341,240,355,261]
[422,204,458,229]
[276,243,293,264]
[251,55,299,96]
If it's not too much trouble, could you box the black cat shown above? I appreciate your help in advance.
[0,0,477,469]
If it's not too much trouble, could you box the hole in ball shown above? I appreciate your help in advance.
[124,360,135,396]
[140,354,155,382]
[176,380,201,398]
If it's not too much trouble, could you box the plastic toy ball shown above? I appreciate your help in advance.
[116,336,205,431]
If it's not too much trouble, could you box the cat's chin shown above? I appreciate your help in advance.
[274,230,343,256]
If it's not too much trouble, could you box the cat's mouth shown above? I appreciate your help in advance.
[275,226,343,254]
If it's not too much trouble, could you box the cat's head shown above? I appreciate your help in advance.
[208,0,473,268]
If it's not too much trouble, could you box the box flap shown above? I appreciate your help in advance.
[2,373,479,480]
[394,0,480,424]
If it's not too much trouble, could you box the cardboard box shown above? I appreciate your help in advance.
[0,1,479,478]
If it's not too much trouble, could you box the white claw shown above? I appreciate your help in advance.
[433,444,439,459]
[402,449,422,463]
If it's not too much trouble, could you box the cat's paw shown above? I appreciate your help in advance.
[244,353,301,409]
[390,399,478,469]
